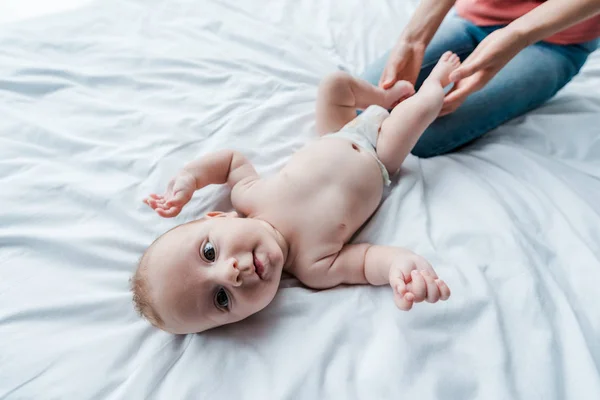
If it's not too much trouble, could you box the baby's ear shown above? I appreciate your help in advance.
[205,211,239,219]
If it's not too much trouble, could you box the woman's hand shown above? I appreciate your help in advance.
[379,40,426,89]
[440,27,528,116]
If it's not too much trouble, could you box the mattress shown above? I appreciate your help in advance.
[1,0,599,399]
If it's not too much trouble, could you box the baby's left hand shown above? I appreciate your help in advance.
[388,255,451,311]
[143,171,196,218]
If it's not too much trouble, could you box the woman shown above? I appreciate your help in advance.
[361,0,600,158]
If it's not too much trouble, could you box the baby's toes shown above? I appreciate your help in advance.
[450,53,461,67]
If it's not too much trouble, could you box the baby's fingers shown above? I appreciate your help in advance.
[144,194,163,206]
[165,190,189,207]
[436,279,451,301]
[392,277,413,311]
[422,271,441,303]
[394,288,414,311]
[409,270,427,302]
[394,293,414,311]
[156,206,182,218]
[144,197,159,209]
[146,197,168,210]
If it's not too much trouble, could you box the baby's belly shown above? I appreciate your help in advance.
[290,137,383,182]
[282,137,384,238]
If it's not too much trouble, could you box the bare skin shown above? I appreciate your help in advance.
[380,0,600,115]
[143,52,460,335]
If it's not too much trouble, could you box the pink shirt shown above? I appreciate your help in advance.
[455,0,600,45]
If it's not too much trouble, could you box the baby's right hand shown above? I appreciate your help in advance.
[389,254,451,311]
[143,171,196,218]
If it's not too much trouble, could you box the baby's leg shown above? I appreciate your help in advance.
[376,52,460,173]
[315,71,414,135]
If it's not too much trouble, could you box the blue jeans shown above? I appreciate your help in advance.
[360,14,599,158]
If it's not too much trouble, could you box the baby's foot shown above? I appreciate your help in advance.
[428,51,461,88]
[383,80,415,109]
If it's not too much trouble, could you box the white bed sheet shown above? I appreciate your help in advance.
[1,0,599,399]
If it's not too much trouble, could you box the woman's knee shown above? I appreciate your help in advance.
[410,119,476,158]
[410,125,446,158]
[410,138,445,158]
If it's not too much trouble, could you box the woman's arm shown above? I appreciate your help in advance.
[511,0,600,47]
[400,0,457,47]
[379,0,456,88]
[441,0,600,116]
[452,0,600,81]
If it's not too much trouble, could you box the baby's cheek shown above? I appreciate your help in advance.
[254,282,279,310]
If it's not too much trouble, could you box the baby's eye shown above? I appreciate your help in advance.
[202,242,216,261]
[214,288,229,310]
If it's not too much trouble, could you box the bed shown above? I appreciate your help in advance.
[1,0,599,398]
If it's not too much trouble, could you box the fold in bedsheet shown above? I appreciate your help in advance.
[0,0,599,399]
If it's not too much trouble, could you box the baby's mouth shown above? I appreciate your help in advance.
[253,252,265,280]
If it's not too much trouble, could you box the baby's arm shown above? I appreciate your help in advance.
[182,149,257,189]
[144,149,258,218]
[304,244,450,311]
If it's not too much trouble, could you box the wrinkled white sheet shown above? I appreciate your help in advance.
[1,0,599,399]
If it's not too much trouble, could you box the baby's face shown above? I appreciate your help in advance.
[146,213,287,334]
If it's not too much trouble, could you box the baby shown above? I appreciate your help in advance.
[132,52,460,334]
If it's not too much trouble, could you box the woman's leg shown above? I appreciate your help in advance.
[411,40,596,158]
[362,12,597,158]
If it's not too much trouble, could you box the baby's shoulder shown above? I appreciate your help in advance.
[230,176,266,214]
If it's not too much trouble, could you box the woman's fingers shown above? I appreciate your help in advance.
[450,40,489,82]
[450,56,482,82]
[439,87,466,116]
[445,75,481,103]
[439,74,484,116]
[380,63,399,89]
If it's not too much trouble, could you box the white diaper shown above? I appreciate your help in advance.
[327,105,391,186]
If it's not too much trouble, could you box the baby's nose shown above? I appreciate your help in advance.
[223,258,241,287]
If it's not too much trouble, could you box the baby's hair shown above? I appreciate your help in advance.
[131,246,164,328]
[130,217,210,329]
